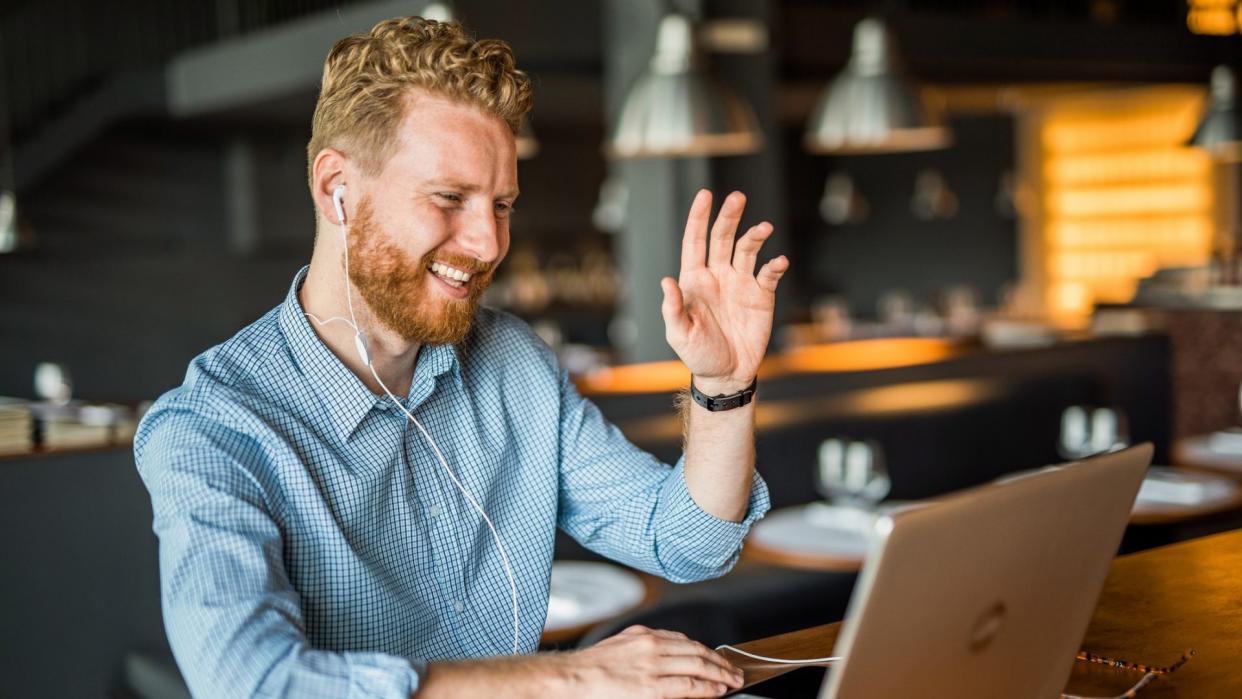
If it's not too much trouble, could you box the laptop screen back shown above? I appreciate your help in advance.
[821,444,1152,699]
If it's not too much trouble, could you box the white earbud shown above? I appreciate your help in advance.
[330,183,369,365]
[332,184,347,225]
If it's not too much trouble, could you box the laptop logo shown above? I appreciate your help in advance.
[968,601,1007,653]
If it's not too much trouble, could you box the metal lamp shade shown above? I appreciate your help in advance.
[608,14,762,159]
[609,72,761,158]
[1190,66,1242,163]
[804,18,949,155]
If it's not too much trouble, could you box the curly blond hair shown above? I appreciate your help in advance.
[307,16,532,181]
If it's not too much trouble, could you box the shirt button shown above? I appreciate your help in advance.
[453,600,465,613]
[428,504,443,518]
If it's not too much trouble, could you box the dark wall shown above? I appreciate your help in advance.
[785,114,1018,318]
[0,123,310,402]
[0,113,606,403]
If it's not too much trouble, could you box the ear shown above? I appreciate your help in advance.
[310,148,350,225]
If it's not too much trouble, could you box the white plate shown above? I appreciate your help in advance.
[1209,428,1242,456]
[543,561,646,633]
[749,502,880,559]
[1132,466,1239,512]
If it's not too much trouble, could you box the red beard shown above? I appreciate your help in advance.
[346,196,495,345]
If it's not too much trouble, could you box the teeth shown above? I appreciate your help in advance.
[429,261,472,283]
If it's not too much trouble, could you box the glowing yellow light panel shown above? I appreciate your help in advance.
[1034,87,1215,325]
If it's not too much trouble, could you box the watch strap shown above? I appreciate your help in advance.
[689,377,757,412]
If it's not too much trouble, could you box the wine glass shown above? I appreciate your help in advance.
[1058,405,1130,460]
[34,362,72,405]
[816,438,891,510]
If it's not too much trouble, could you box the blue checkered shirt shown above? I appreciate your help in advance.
[134,266,769,698]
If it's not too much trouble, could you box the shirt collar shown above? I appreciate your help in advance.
[278,266,464,441]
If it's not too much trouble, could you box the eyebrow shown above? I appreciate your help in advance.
[425,179,519,199]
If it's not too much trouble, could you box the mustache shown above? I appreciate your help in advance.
[422,251,494,275]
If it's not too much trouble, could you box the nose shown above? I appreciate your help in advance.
[456,201,502,264]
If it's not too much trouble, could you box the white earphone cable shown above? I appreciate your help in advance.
[323,192,521,655]
[715,644,842,666]
[305,312,359,330]
[365,361,521,655]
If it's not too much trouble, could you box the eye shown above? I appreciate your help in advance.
[494,201,515,217]
[435,192,463,205]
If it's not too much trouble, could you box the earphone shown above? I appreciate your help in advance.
[308,183,522,654]
[329,185,373,366]
[333,183,347,226]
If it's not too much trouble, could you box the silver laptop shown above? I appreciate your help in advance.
[820,444,1152,699]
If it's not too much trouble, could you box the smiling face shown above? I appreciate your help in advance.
[345,89,518,345]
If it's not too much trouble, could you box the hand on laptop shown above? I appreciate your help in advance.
[561,624,745,697]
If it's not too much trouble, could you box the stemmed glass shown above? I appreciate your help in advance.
[815,438,891,510]
[1058,405,1130,460]
[34,362,73,405]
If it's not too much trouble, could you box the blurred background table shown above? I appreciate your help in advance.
[1174,433,1242,475]
[745,466,1242,575]
[1129,465,1242,525]
[744,503,878,572]
[540,561,657,644]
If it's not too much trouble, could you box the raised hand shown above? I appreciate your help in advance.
[661,190,788,395]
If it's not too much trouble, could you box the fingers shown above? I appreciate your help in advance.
[657,675,734,697]
[646,628,691,642]
[657,649,744,685]
[757,255,790,293]
[708,191,747,268]
[661,277,690,343]
[643,635,742,682]
[732,221,774,275]
[586,627,745,697]
[681,190,712,273]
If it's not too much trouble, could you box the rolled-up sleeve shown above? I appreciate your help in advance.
[135,406,425,698]
[554,371,770,583]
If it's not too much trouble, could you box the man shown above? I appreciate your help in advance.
[135,16,789,698]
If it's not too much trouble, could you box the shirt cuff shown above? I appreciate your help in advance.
[347,652,425,698]
[653,457,771,581]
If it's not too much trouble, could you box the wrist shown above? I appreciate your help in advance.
[536,651,579,695]
[692,375,753,397]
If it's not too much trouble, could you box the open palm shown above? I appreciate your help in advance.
[661,190,789,394]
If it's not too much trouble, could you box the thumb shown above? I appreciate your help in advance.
[757,255,789,293]
[660,277,690,341]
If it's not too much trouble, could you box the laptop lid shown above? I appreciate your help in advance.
[820,444,1152,699]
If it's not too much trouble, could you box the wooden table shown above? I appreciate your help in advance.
[725,528,1242,696]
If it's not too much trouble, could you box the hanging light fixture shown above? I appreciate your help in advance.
[608,13,762,159]
[515,118,539,160]
[910,169,958,220]
[804,17,949,155]
[819,171,869,225]
[422,1,454,22]
[1189,65,1242,162]
[421,1,540,159]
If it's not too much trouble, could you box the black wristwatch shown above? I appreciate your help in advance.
[689,377,757,412]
